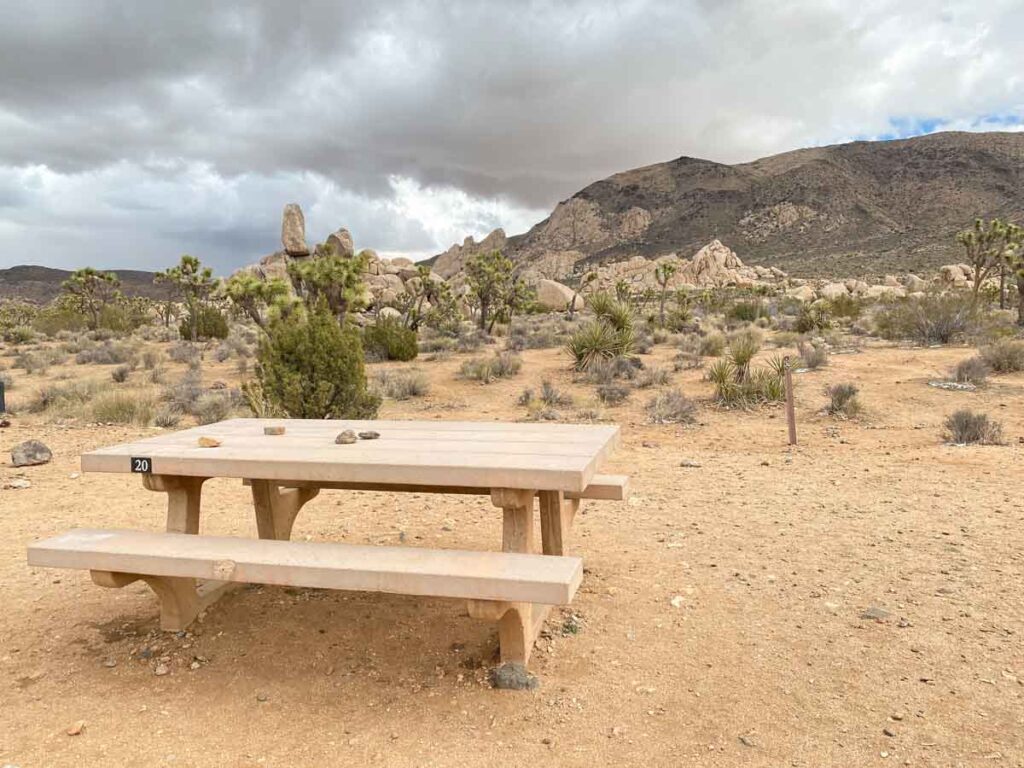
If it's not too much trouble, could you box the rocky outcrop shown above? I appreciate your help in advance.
[281,203,309,257]
[325,228,355,259]
[433,229,507,279]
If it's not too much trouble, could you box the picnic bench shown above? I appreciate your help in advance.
[27,419,626,675]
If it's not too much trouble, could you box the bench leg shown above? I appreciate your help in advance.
[250,480,320,541]
[539,490,581,556]
[91,570,207,631]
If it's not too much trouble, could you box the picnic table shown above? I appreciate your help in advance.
[28,419,627,675]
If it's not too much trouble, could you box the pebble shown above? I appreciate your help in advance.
[860,606,891,622]
[489,663,538,690]
[256,692,269,702]
[358,430,380,440]
[66,721,86,736]
[189,661,201,670]
[197,437,222,448]
[4,478,31,490]
[883,727,896,737]
[679,460,702,468]
[263,426,286,436]
[153,663,169,676]
[102,659,117,668]
[335,430,357,445]
[669,595,684,608]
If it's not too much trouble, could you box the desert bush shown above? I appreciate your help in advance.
[637,367,670,388]
[726,328,762,376]
[3,325,36,344]
[363,317,419,362]
[456,327,491,353]
[75,341,135,365]
[251,303,379,419]
[507,318,566,350]
[168,342,201,366]
[979,339,1024,373]
[459,352,522,383]
[111,364,131,383]
[707,357,785,408]
[943,409,1003,445]
[698,331,726,357]
[213,343,232,363]
[91,391,155,425]
[193,392,233,425]
[178,305,229,341]
[825,383,862,418]
[797,340,829,369]
[236,357,249,376]
[27,381,99,414]
[142,350,163,370]
[727,300,770,323]
[795,304,831,333]
[952,356,989,385]
[163,369,204,412]
[15,352,49,375]
[539,380,572,407]
[419,334,456,354]
[374,369,430,400]
[582,355,640,385]
[596,383,631,406]
[153,403,183,428]
[826,294,863,320]
[873,294,975,344]
[646,388,697,424]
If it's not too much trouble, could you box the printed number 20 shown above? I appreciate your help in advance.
[131,457,152,473]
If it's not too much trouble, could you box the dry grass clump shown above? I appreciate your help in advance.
[27,381,99,415]
[952,356,990,385]
[374,369,431,400]
[943,409,1003,445]
[459,352,522,383]
[168,342,202,365]
[825,383,862,418]
[91,391,155,425]
[698,331,726,357]
[111,364,131,383]
[162,369,204,412]
[154,403,183,428]
[75,341,135,366]
[645,388,697,424]
[582,356,640,385]
[596,383,631,406]
[979,339,1024,373]
[519,381,573,408]
[636,367,671,388]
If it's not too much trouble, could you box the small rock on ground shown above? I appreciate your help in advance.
[860,606,891,622]
[11,440,52,467]
[489,663,539,690]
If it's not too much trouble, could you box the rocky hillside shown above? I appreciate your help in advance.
[0,265,170,303]
[434,131,1024,279]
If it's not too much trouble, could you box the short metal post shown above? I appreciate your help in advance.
[0,380,6,414]
[784,357,796,446]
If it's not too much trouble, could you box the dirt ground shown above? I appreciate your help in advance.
[1,339,1022,767]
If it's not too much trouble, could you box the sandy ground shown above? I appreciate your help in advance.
[1,339,1022,767]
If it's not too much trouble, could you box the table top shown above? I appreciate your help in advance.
[81,418,621,493]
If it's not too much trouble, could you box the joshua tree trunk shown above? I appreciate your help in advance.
[1017,272,1024,326]
[999,263,1006,309]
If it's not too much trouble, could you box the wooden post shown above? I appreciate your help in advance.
[784,356,797,446]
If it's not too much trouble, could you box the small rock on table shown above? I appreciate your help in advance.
[358,430,380,440]
[11,439,52,467]
[197,437,222,448]
[335,430,357,445]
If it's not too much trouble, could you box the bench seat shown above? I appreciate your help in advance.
[28,528,583,606]
[240,473,630,502]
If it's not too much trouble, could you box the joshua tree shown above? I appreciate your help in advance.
[61,267,121,330]
[223,272,290,330]
[654,261,678,327]
[466,250,513,331]
[157,255,217,342]
[957,219,1015,307]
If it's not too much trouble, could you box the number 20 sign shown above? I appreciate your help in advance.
[130,457,152,474]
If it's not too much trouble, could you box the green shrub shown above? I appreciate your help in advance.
[826,383,862,418]
[251,303,379,419]
[179,305,229,341]
[727,300,769,323]
[91,392,155,425]
[4,325,36,344]
[707,357,786,408]
[363,317,419,362]
[142,350,163,370]
[698,332,726,357]
[646,388,697,424]
[873,294,975,344]
[826,294,863,320]
[111,365,131,383]
[953,356,989,385]
[979,339,1024,373]
[565,294,636,371]
[943,409,1003,445]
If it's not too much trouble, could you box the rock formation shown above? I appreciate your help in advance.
[281,203,310,257]
[432,229,507,279]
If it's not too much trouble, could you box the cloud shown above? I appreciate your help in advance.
[0,0,1022,272]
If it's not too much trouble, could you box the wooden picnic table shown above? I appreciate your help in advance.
[29,418,626,675]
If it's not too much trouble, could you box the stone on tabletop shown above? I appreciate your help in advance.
[335,430,357,445]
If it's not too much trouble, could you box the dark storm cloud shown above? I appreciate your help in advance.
[0,0,1022,271]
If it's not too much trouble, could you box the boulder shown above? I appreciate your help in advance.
[378,306,402,320]
[398,267,420,282]
[325,228,355,259]
[883,274,901,287]
[904,274,928,293]
[786,285,817,302]
[253,251,290,282]
[864,285,906,300]
[390,257,414,268]
[12,439,52,467]
[535,279,582,312]
[818,282,849,300]
[281,203,309,256]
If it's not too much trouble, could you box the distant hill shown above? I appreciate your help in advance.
[0,265,171,303]
[434,131,1024,279]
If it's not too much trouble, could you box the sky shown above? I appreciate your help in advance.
[0,0,1022,275]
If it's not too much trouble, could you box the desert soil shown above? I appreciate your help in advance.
[1,340,1022,767]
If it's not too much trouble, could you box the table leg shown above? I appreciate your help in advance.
[249,480,320,541]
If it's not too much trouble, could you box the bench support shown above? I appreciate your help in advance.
[90,570,222,631]
[250,480,320,542]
